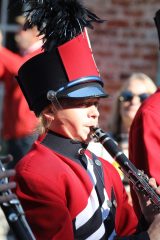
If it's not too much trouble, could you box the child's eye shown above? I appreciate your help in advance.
[94,102,99,108]
[61,99,99,108]
[83,102,99,108]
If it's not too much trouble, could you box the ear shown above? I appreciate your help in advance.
[43,112,54,121]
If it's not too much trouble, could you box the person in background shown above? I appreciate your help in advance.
[108,73,157,157]
[88,73,157,205]
[13,15,43,57]
[0,18,42,239]
[0,15,43,169]
[129,9,160,218]
[11,1,160,239]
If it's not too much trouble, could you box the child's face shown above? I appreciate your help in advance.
[49,98,100,142]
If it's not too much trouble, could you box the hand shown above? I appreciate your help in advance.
[0,169,17,203]
[0,154,17,203]
[135,178,160,223]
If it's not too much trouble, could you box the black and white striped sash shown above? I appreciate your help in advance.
[73,152,117,240]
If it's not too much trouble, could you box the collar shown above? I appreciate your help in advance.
[41,131,88,162]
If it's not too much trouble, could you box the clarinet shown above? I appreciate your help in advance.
[92,127,160,210]
[0,158,36,240]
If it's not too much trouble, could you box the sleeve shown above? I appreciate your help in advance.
[0,47,23,75]
[14,169,74,240]
[129,108,160,216]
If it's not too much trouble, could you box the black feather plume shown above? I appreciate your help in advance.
[8,0,104,51]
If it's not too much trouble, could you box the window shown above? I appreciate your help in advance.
[0,0,22,131]
[0,0,21,52]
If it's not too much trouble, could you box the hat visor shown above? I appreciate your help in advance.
[57,82,108,99]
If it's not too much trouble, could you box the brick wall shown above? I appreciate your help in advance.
[85,0,160,130]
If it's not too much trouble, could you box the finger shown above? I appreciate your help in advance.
[0,193,17,204]
[0,182,16,192]
[155,186,160,195]
[0,169,16,179]
[148,178,157,189]
[0,154,13,164]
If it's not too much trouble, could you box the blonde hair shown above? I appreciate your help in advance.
[37,104,53,135]
[108,73,157,136]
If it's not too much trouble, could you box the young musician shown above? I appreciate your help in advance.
[129,9,160,219]
[12,1,160,239]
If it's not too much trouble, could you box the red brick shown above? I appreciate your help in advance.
[85,1,159,127]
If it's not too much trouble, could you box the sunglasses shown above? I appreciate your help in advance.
[119,90,150,103]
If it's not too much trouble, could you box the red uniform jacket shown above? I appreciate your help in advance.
[129,88,160,216]
[13,132,144,240]
[0,47,42,139]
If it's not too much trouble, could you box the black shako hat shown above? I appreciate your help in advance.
[16,0,108,116]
